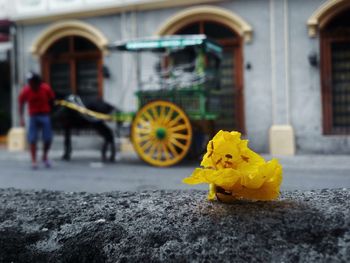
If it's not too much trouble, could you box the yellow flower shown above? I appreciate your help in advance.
[182,130,283,202]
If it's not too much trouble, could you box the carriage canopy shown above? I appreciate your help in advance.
[108,34,222,58]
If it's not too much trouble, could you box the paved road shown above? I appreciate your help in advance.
[0,150,350,193]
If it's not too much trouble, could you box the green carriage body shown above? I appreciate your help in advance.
[135,88,216,121]
[110,34,223,121]
[109,35,223,166]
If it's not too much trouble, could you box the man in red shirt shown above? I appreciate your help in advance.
[19,72,55,169]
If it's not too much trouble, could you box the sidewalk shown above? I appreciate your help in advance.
[0,144,349,193]
[1,145,350,169]
[0,136,137,162]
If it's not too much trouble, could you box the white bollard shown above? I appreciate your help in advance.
[7,127,27,151]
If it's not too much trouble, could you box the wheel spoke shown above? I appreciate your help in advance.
[161,143,171,160]
[150,106,159,121]
[135,133,151,142]
[172,133,190,140]
[140,139,153,151]
[137,118,151,128]
[163,108,174,125]
[159,105,166,123]
[169,124,188,132]
[167,140,178,157]
[135,127,151,135]
[143,111,154,122]
[167,114,183,128]
[156,143,163,160]
[147,142,158,157]
[170,138,187,150]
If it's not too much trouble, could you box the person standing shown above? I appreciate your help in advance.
[19,72,55,169]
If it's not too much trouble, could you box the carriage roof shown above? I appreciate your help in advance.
[108,34,222,58]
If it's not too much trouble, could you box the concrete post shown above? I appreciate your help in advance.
[269,0,295,156]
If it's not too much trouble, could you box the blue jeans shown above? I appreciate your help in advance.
[28,114,53,144]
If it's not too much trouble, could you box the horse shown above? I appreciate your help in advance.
[52,95,119,162]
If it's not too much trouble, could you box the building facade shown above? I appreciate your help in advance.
[4,0,350,154]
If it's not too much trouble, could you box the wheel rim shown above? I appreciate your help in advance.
[132,101,192,167]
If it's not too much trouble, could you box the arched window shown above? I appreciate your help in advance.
[41,35,103,101]
[175,21,245,133]
[321,8,350,134]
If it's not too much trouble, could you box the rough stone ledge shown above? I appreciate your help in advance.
[0,188,349,263]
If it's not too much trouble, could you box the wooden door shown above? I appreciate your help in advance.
[321,36,350,134]
[320,8,350,134]
[41,36,103,101]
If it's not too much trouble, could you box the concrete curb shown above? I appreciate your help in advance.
[0,188,349,262]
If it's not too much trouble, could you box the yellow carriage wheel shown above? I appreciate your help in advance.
[131,101,192,167]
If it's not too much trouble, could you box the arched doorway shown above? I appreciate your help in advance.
[41,35,103,101]
[320,7,350,134]
[174,21,245,133]
[156,6,250,133]
[31,20,108,101]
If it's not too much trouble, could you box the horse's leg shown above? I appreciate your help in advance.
[109,133,116,162]
[95,122,108,162]
[103,124,116,162]
[101,139,108,162]
[96,122,115,162]
[62,127,72,161]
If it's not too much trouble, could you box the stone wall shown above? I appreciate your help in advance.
[0,188,349,262]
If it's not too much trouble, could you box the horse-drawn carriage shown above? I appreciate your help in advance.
[56,34,223,167]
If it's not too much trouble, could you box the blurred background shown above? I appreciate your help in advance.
[0,0,350,193]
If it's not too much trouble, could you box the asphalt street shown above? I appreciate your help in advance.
[0,149,350,193]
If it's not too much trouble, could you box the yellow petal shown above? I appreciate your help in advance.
[211,169,241,189]
[200,153,214,168]
[241,171,265,189]
[182,168,209,185]
[183,168,241,190]
[233,184,280,200]
[234,159,283,200]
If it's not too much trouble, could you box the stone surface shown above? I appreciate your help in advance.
[0,188,349,262]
